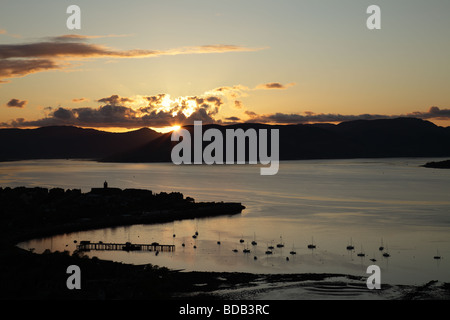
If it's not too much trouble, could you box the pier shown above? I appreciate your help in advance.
[77,241,175,252]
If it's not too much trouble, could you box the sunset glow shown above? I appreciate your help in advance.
[1,1,450,130]
[2,1,450,304]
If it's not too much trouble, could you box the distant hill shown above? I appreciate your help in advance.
[422,159,450,169]
[1,118,449,163]
[101,118,450,163]
[0,126,161,161]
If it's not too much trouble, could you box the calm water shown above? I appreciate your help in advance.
[4,158,450,285]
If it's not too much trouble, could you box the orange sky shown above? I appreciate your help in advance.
[1,1,450,131]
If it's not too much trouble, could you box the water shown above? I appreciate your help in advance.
[4,158,450,285]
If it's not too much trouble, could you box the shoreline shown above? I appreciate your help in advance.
[422,159,450,169]
[3,245,450,300]
[2,185,450,300]
[9,201,245,245]
[0,185,244,246]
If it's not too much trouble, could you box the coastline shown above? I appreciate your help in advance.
[0,186,244,246]
[2,245,449,300]
[1,185,449,300]
[422,159,450,169]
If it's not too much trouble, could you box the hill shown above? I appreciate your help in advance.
[1,118,449,163]
[0,126,161,161]
[422,159,450,169]
[101,118,450,163]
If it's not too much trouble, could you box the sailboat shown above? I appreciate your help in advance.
[276,236,284,248]
[289,243,297,255]
[265,242,273,255]
[346,238,355,251]
[382,245,390,257]
[379,238,384,251]
[307,237,316,249]
[195,220,199,237]
[251,233,257,246]
[243,242,251,254]
[217,233,221,245]
[357,245,365,257]
[433,249,441,260]
[239,234,245,243]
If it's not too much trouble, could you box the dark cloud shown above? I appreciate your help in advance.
[3,104,450,129]
[226,116,240,121]
[0,59,60,83]
[0,36,263,83]
[244,107,450,124]
[53,107,75,120]
[6,98,28,108]
[206,96,223,107]
[1,90,223,128]
[255,82,296,90]
[98,95,134,106]
[245,111,395,124]
[234,100,243,109]
[144,94,167,104]
[407,106,450,120]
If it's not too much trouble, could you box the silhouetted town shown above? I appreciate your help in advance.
[0,183,244,245]
[0,182,246,299]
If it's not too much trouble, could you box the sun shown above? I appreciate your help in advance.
[150,125,181,133]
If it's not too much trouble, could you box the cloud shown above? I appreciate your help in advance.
[3,75,447,129]
[97,95,134,106]
[243,107,450,124]
[245,111,394,124]
[225,116,240,121]
[205,83,295,106]
[72,97,88,103]
[1,89,228,128]
[0,35,264,83]
[255,82,296,90]
[0,59,60,83]
[50,34,134,42]
[53,107,75,120]
[6,98,28,108]
[406,106,450,120]
[0,41,160,59]
[3,99,450,129]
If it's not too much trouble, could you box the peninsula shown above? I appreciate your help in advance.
[422,159,450,169]
[0,184,245,245]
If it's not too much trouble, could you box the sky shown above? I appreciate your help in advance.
[1,0,450,132]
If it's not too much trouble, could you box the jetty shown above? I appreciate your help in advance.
[77,241,175,252]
